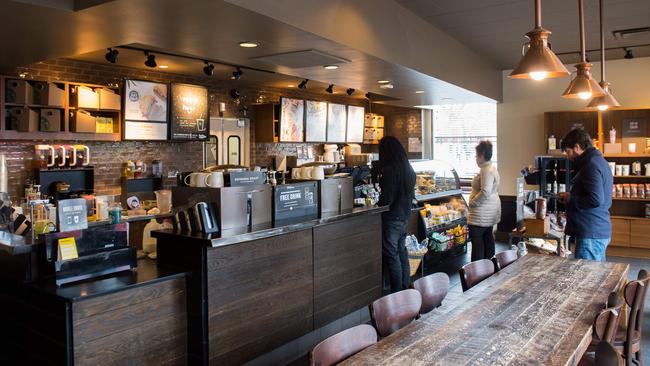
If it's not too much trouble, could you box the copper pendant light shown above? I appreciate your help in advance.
[586,0,621,110]
[509,0,569,80]
[562,0,606,99]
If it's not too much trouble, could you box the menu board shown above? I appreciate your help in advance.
[170,83,209,140]
[346,105,365,143]
[364,127,384,144]
[305,100,327,142]
[279,97,304,142]
[327,103,347,142]
[123,79,168,140]
[57,198,88,233]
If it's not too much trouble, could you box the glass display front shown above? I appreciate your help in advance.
[410,159,461,202]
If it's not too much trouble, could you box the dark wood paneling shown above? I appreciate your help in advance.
[73,278,187,366]
[313,214,382,328]
[544,111,599,144]
[206,229,313,365]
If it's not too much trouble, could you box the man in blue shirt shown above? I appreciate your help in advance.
[558,129,613,261]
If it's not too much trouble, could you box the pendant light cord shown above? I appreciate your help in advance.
[599,0,606,82]
[579,0,586,63]
[535,0,542,28]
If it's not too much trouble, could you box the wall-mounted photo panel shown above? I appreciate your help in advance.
[123,79,169,140]
[170,83,209,140]
[305,100,327,142]
[279,97,305,142]
[326,103,347,142]
[346,105,365,143]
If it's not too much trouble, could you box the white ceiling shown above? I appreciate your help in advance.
[396,0,650,69]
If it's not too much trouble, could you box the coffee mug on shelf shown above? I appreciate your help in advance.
[608,162,616,176]
[622,165,630,176]
[615,165,622,176]
[312,166,325,180]
[292,169,301,179]
[300,166,313,180]
[629,143,637,154]
[184,172,209,187]
[205,171,224,188]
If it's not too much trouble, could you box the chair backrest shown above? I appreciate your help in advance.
[459,259,495,292]
[595,341,623,366]
[370,289,422,337]
[623,269,650,341]
[493,250,518,271]
[593,292,624,344]
[310,324,377,366]
[413,272,449,314]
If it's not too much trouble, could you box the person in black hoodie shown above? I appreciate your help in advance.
[378,136,416,292]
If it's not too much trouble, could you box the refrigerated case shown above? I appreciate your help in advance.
[408,160,469,276]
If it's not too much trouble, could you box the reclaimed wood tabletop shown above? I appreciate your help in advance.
[342,254,629,366]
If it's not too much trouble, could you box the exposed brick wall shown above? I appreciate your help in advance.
[1,59,421,199]
[369,103,423,159]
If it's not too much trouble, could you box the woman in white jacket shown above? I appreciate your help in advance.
[468,140,500,261]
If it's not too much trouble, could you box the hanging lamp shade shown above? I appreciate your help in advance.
[586,82,621,110]
[586,0,621,110]
[509,28,570,80]
[562,63,606,99]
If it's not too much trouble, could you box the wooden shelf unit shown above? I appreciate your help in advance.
[1,75,121,141]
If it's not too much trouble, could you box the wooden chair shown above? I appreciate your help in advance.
[459,259,495,292]
[583,292,625,365]
[413,272,449,314]
[310,324,377,366]
[595,342,624,366]
[369,289,422,338]
[492,249,518,271]
[613,269,650,366]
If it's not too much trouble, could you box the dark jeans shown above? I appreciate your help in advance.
[382,217,410,293]
[469,225,495,262]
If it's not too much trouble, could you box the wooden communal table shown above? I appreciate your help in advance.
[342,255,628,366]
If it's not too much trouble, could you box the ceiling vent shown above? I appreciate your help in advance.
[250,49,350,69]
[612,27,650,40]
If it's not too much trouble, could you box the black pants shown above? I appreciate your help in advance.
[382,217,410,293]
[469,225,495,262]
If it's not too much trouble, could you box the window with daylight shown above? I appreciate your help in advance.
[431,102,497,179]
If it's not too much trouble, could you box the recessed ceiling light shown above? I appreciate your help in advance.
[377,80,391,84]
[323,65,339,70]
[239,41,259,48]
[415,90,425,94]
[288,84,295,88]
[379,83,394,89]
[158,65,169,69]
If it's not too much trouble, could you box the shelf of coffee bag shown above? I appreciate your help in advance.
[612,198,650,202]
[613,176,650,179]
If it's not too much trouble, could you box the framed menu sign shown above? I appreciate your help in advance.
[327,103,347,142]
[170,83,209,140]
[305,100,327,142]
[123,79,169,140]
[279,97,305,142]
[346,105,365,143]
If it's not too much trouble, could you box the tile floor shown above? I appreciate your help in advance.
[271,243,650,366]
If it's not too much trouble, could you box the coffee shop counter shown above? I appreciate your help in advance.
[152,205,387,365]
[0,258,188,366]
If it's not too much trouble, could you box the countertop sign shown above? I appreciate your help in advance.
[228,171,266,186]
[273,182,318,222]
[622,118,647,138]
[57,198,88,232]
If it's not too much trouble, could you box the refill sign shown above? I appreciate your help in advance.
[57,198,88,232]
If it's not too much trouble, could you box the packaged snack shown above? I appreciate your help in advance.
[623,184,631,198]
[616,184,623,198]
[631,184,638,198]
[639,184,646,198]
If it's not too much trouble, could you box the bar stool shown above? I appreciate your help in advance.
[369,289,421,338]
[492,249,518,271]
[310,324,377,366]
[413,272,449,314]
[459,259,495,292]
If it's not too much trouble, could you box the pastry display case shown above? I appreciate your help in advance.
[410,159,463,203]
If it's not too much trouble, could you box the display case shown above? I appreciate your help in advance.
[408,160,469,276]
[410,159,463,203]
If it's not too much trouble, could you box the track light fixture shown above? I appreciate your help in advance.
[365,92,372,100]
[203,61,214,76]
[105,48,119,64]
[231,67,243,80]
[326,84,334,94]
[624,48,634,59]
[230,89,240,100]
[144,51,157,68]
[346,88,355,96]
[298,79,309,90]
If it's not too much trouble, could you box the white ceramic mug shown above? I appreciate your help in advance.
[645,163,650,176]
[312,166,325,180]
[292,169,301,179]
[615,165,622,176]
[629,143,637,154]
[622,165,630,176]
[301,166,313,180]
[205,171,224,188]
[184,172,209,187]
[608,162,616,176]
